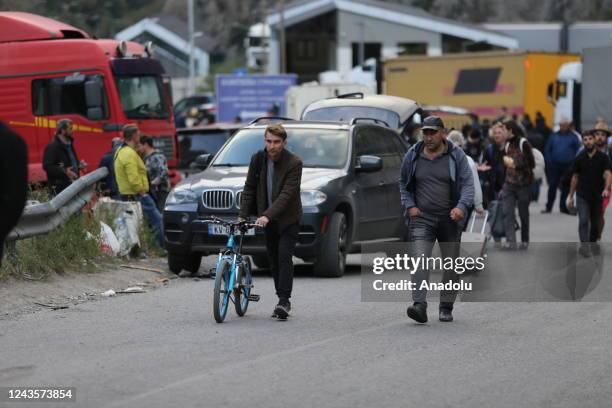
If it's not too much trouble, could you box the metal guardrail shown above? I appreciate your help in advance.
[7,167,108,241]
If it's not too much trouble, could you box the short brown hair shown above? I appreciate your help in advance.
[123,124,139,140]
[265,123,287,140]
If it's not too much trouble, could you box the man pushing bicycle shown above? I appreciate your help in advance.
[239,123,303,320]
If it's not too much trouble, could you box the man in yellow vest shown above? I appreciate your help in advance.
[114,124,164,248]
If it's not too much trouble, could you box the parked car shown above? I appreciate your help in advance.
[174,93,216,126]
[177,123,242,174]
[163,117,411,277]
[300,93,421,136]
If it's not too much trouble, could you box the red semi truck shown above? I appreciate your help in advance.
[0,12,179,184]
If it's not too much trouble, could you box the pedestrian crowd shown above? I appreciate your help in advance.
[40,119,169,250]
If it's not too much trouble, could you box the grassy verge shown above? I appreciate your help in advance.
[1,195,165,282]
[0,211,110,281]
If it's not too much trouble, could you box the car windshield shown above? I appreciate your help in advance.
[303,106,400,129]
[213,128,349,169]
[116,75,169,119]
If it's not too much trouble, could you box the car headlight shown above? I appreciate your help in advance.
[300,190,327,207]
[166,188,198,205]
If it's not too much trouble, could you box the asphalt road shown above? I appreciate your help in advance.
[1,201,611,408]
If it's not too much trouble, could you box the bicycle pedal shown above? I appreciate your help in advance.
[248,294,260,302]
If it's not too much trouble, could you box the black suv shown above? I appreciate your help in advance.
[163,119,409,277]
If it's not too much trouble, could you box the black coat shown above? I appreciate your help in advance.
[239,149,303,232]
[42,135,79,194]
[0,122,28,260]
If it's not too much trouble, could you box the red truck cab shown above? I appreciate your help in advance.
[0,12,179,184]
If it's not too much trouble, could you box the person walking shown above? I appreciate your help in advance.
[114,125,165,248]
[500,121,535,250]
[42,119,86,195]
[568,131,612,257]
[479,122,506,207]
[239,124,303,320]
[0,122,28,266]
[139,135,170,211]
[592,121,612,240]
[447,130,485,219]
[399,116,474,323]
[543,117,582,214]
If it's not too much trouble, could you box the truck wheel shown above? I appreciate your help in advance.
[251,255,270,270]
[168,252,185,274]
[313,212,347,278]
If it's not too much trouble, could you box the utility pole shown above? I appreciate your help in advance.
[261,0,268,73]
[279,0,286,74]
[188,0,195,95]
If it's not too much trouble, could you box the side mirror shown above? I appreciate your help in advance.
[355,155,383,173]
[547,82,556,106]
[190,153,212,171]
[85,79,104,120]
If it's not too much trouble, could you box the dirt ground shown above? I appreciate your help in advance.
[0,257,183,320]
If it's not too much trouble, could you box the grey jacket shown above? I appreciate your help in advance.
[399,140,475,216]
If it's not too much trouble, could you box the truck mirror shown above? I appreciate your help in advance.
[547,82,555,106]
[85,80,103,107]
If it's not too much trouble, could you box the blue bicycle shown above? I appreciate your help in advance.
[201,217,261,323]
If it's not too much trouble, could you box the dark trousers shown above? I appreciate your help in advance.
[577,196,602,243]
[406,213,461,310]
[264,222,299,301]
[502,183,531,243]
[546,162,571,211]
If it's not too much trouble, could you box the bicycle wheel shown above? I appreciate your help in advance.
[234,257,252,317]
[213,258,232,323]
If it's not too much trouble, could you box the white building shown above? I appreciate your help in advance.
[265,0,518,82]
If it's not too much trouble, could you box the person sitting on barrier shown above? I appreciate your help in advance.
[113,124,164,248]
[0,122,28,266]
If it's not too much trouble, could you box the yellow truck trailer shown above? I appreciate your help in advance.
[384,51,580,125]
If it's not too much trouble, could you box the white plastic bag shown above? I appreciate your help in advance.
[99,221,120,255]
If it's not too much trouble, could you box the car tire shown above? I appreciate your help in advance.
[251,255,270,270]
[313,212,347,278]
[185,253,202,274]
[168,252,201,274]
[168,252,185,274]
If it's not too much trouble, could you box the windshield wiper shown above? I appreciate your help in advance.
[212,163,239,167]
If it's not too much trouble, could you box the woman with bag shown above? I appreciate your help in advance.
[501,120,536,250]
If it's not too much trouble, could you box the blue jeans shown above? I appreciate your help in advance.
[406,212,462,309]
[121,194,165,248]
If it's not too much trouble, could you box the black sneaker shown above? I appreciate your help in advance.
[407,302,427,323]
[273,301,291,320]
[579,245,592,258]
[591,243,601,256]
[519,242,529,250]
[439,309,454,322]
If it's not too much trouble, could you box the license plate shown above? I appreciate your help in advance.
[208,224,255,236]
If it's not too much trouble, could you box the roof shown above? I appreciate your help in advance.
[0,12,89,43]
[115,15,216,54]
[267,0,518,49]
[301,94,420,124]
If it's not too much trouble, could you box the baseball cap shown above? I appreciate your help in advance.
[421,116,445,131]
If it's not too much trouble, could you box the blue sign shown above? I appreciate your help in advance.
[216,74,298,122]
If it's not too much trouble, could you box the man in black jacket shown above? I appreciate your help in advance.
[239,124,303,320]
[0,122,28,265]
[42,119,83,194]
